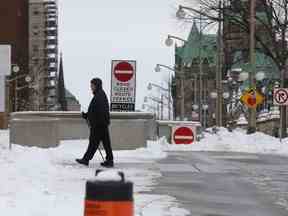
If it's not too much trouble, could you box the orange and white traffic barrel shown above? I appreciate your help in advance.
[84,170,133,216]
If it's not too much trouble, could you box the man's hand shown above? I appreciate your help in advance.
[81,112,88,120]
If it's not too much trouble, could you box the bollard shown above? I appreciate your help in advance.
[84,169,133,216]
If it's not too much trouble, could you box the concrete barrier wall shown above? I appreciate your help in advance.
[9,111,157,150]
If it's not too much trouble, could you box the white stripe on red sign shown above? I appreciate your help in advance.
[174,136,193,140]
[115,70,133,74]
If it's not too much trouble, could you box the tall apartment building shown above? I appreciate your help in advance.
[29,0,58,110]
[0,0,59,112]
[0,0,29,112]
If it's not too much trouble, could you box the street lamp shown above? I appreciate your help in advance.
[8,65,36,112]
[154,64,176,120]
[202,104,209,130]
[210,91,230,125]
[163,35,187,121]
[147,82,170,120]
[165,35,187,47]
[144,95,166,120]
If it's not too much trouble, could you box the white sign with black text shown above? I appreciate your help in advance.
[110,60,136,111]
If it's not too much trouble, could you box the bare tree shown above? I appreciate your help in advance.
[180,0,288,137]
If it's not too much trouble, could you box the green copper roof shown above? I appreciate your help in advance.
[231,51,279,80]
[175,21,217,65]
[65,89,79,103]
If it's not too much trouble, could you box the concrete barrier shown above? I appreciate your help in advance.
[9,111,157,150]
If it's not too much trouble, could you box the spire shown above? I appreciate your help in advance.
[187,19,200,42]
[57,52,68,111]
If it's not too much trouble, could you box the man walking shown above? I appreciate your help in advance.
[76,78,114,168]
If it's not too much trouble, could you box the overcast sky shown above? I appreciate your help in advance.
[58,0,190,111]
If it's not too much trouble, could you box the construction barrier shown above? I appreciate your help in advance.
[84,170,133,216]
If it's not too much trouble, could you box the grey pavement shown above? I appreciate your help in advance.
[148,151,288,216]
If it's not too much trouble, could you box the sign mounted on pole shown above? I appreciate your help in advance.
[273,88,288,106]
[0,45,11,76]
[111,60,136,111]
[171,125,196,145]
[240,88,264,109]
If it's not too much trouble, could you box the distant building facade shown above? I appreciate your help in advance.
[0,0,80,113]
[0,0,29,111]
[29,0,59,110]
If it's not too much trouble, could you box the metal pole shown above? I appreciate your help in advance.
[216,0,223,127]
[280,7,288,139]
[160,94,164,120]
[247,0,257,134]
[203,108,207,131]
[199,19,203,127]
[194,73,198,120]
[180,69,185,120]
[168,74,171,120]
[14,79,17,112]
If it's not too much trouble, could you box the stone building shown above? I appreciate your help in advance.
[173,22,217,126]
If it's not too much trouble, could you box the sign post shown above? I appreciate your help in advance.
[110,60,136,111]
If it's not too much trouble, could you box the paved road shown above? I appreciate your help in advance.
[151,151,288,216]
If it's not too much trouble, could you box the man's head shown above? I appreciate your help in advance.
[90,78,102,93]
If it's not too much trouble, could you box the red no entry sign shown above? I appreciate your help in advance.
[173,126,194,144]
[114,61,134,82]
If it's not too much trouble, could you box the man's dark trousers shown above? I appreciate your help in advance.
[83,126,113,161]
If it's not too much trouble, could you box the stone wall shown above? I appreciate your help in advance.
[237,117,280,137]
[9,111,157,150]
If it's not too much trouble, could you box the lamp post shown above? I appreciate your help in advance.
[176,3,225,128]
[174,7,213,127]
[12,65,19,111]
[163,36,186,120]
[155,64,177,120]
[202,104,209,130]
[240,0,257,134]
[7,65,35,112]
[210,91,230,125]
[144,95,166,120]
[147,82,170,120]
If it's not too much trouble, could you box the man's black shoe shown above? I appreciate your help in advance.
[75,158,89,166]
[100,160,114,168]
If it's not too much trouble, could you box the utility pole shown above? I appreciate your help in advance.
[279,5,288,139]
[216,0,223,127]
[199,12,204,127]
[180,68,185,120]
[247,0,257,134]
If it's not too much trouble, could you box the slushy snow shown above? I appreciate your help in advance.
[1,127,288,215]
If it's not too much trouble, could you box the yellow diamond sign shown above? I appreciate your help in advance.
[240,88,264,109]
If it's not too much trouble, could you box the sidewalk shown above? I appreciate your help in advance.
[149,151,288,216]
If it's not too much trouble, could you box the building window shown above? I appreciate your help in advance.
[33,45,39,52]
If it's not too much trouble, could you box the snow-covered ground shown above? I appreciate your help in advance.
[1,127,288,216]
